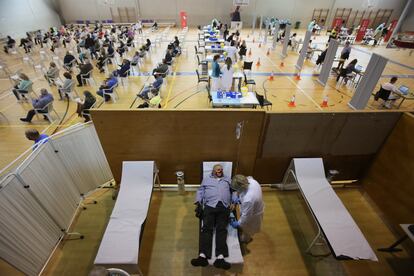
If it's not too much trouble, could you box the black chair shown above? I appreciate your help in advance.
[243,72,256,91]
[243,61,253,71]
[196,69,210,97]
[255,93,272,110]
[196,54,206,65]
[194,45,203,55]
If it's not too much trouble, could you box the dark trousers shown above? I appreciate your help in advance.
[76,74,83,85]
[24,109,47,122]
[12,87,28,100]
[199,202,230,259]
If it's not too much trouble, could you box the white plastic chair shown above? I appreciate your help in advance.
[35,101,60,123]
[102,83,119,103]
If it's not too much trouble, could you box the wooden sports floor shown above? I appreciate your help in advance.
[0,27,413,275]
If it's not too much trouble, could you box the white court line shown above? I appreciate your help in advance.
[263,49,323,111]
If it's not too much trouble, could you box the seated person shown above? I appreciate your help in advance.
[336,59,359,84]
[96,48,108,73]
[25,129,49,150]
[107,43,115,61]
[20,89,54,122]
[117,59,131,77]
[76,90,96,122]
[173,36,180,47]
[374,77,400,109]
[97,73,118,102]
[76,58,94,86]
[137,91,162,109]
[57,72,74,100]
[4,36,16,53]
[131,51,141,66]
[138,46,147,58]
[63,51,77,72]
[152,59,169,77]
[165,47,173,65]
[117,41,126,57]
[304,40,314,59]
[19,37,32,53]
[44,62,60,84]
[191,164,232,270]
[126,36,134,47]
[138,74,163,100]
[12,73,32,101]
[143,39,151,51]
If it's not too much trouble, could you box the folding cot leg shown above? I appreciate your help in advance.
[65,231,84,240]
[378,235,408,253]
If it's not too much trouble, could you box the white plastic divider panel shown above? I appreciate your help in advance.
[52,125,113,195]
[202,162,233,180]
[293,158,378,261]
[0,175,63,276]
[18,142,81,230]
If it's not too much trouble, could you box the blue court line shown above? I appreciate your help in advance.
[351,46,414,71]
[130,71,414,79]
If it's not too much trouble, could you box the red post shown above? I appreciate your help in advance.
[355,19,370,42]
[331,18,343,30]
[180,11,187,28]
[384,20,398,42]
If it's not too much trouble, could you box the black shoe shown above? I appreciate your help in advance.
[77,84,83,87]
[213,259,231,270]
[191,256,208,267]
[20,118,30,123]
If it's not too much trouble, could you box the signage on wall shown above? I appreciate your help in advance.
[331,18,343,30]
[233,0,249,6]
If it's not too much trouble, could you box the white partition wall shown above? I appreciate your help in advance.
[295,30,312,71]
[317,39,339,86]
[281,24,291,58]
[0,123,114,276]
[0,175,63,276]
[349,53,388,110]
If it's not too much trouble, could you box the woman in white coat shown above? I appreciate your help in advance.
[230,174,264,243]
[221,57,234,91]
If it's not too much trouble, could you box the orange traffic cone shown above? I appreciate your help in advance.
[295,73,301,80]
[248,48,252,56]
[268,71,274,81]
[280,61,284,67]
[320,96,329,107]
[266,48,270,56]
[256,58,261,67]
[258,42,262,48]
[288,95,296,107]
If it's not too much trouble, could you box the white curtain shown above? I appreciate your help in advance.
[18,142,81,230]
[51,125,113,195]
[0,175,63,276]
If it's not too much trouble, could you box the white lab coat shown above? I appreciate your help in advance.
[238,177,264,236]
[221,65,234,91]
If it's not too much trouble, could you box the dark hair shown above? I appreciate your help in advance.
[225,57,232,70]
[390,77,398,83]
[25,129,40,140]
[350,59,358,65]
[63,72,72,79]
[83,90,95,100]
[213,54,220,61]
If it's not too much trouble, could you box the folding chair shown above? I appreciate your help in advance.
[35,101,59,123]
[102,83,119,103]
[255,93,272,110]
[81,69,95,86]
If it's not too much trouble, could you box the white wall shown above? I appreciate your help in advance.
[58,0,406,28]
[0,0,62,38]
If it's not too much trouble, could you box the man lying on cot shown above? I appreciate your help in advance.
[191,164,236,270]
